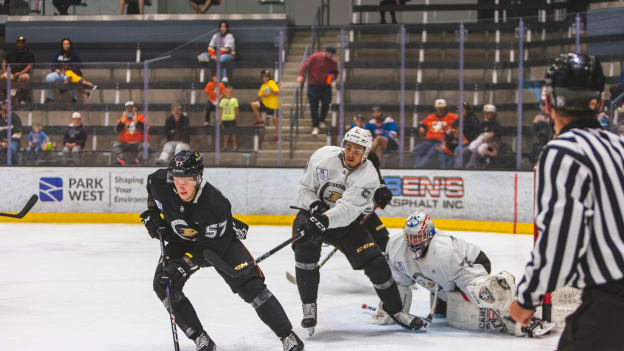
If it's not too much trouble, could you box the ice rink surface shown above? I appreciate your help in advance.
[0,223,560,351]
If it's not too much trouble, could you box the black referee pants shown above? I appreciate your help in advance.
[557,282,624,351]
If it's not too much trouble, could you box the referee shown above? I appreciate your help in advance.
[509,53,624,350]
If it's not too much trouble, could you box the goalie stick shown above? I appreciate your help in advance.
[0,195,38,219]
[285,205,380,285]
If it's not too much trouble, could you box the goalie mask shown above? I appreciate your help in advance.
[341,127,373,169]
[404,211,435,259]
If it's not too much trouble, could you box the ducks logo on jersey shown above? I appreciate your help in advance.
[319,182,346,206]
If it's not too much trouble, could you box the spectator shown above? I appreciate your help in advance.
[203,71,225,126]
[412,98,458,168]
[219,85,239,151]
[1,36,35,103]
[62,112,87,164]
[296,44,338,135]
[189,0,220,14]
[59,64,97,101]
[0,137,7,164]
[53,0,83,15]
[0,99,22,165]
[114,101,147,165]
[346,114,366,131]
[529,101,553,164]
[197,21,235,81]
[452,102,482,168]
[25,122,49,164]
[119,0,144,14]
[45,38,83,103]
[466,104,503,158]
[157,102,190,164]
[251,69,279,140]
[466,135,514,169]
[365,106,398,163]
[379,0,407,24]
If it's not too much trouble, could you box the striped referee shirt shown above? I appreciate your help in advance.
[517,119,624,309]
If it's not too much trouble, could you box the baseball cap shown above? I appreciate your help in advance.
[434,99,447,108]
[483,104,496,113]
[325,44,336,55]
[16,36,25,42]
[72,112,81,119]
[371,106,381,112]
[125,101,135,107]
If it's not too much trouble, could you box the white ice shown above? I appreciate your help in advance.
[0,224,559,351]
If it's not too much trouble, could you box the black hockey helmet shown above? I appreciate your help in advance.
[544,53,605,113]
[167,150,204,183]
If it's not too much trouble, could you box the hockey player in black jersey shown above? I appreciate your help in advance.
[292,127,426,336]
[364,151,393,251]
[141,150,303,351]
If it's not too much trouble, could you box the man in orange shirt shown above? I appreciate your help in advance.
[203,71,225,126]
[412,99,458,168]
[113,100,148,166]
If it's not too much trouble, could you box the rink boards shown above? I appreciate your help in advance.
[0,167,533,234]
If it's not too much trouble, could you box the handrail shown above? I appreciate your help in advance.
[289,43,311,159]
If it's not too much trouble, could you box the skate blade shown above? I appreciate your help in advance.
[306,327,315,337]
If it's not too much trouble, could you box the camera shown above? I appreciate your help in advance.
[487,146,494,153]
[127,112,134,119]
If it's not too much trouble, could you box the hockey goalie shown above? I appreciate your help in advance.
[369,211,555,337]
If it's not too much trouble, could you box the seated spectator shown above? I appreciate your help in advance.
[529,101,553,164]
[203,71,225,126]
[365,106,398,163]
[45,38,84,103]
[62,112,87,164]
[219,85,239,151]
[53,0,83,15]
[119,0,145,14]
[466,104,502,158]
[346,114,366,131]
[452,102,482,168]
[412,99,458,168]
[379,0,406,24]
[26,122,49,164]
[251,69,279,139]
[197,21,235,81]
[190,0,220,14]
[1,36,35,103]
[157,102,190,164]
[466,135,514,169]
[0,99,22,165]
[114,101,147,165]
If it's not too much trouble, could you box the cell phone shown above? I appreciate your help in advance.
[127,112,134,119]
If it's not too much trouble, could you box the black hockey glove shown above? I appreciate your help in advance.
[309,200,329,216]
[374,185,393,209]
[304,213,329,238]
[140,209,165,239]
[157,255,198,291]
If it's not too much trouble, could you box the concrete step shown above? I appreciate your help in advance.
[261,140,326,150]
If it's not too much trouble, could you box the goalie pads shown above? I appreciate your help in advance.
[368,285,412,325]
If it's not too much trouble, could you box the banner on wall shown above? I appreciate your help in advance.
[0,168,533,224]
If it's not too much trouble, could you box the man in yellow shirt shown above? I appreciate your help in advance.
[251,69,280,141]
[219,85,239,151]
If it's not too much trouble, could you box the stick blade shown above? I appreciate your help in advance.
[285,271,297,285]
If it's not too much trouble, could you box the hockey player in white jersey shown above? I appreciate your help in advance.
[370,211,555,337]
[291,127,427,336]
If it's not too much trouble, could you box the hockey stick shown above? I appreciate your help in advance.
[157,229,181,351]
[285,205,380,285]
[0,195,38,218]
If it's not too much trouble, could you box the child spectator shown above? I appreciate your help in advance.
[365,106,398,163]
[157,102,190,164]
[62,112,87,164]
[219,85,238,151]
[114,101,147,166]
[26,122,49,163]
[45,38,83,103]
[61,64,97,101]
[346,114,366,131]
[412,98,458,168]
[203,71,225,126]
[251,69,280,140]
[1,36,35,103]
[0,99,22,165]
[197,21,235,81]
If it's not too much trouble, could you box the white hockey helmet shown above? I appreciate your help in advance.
[342,126,373,164]
[404,211,436,259]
